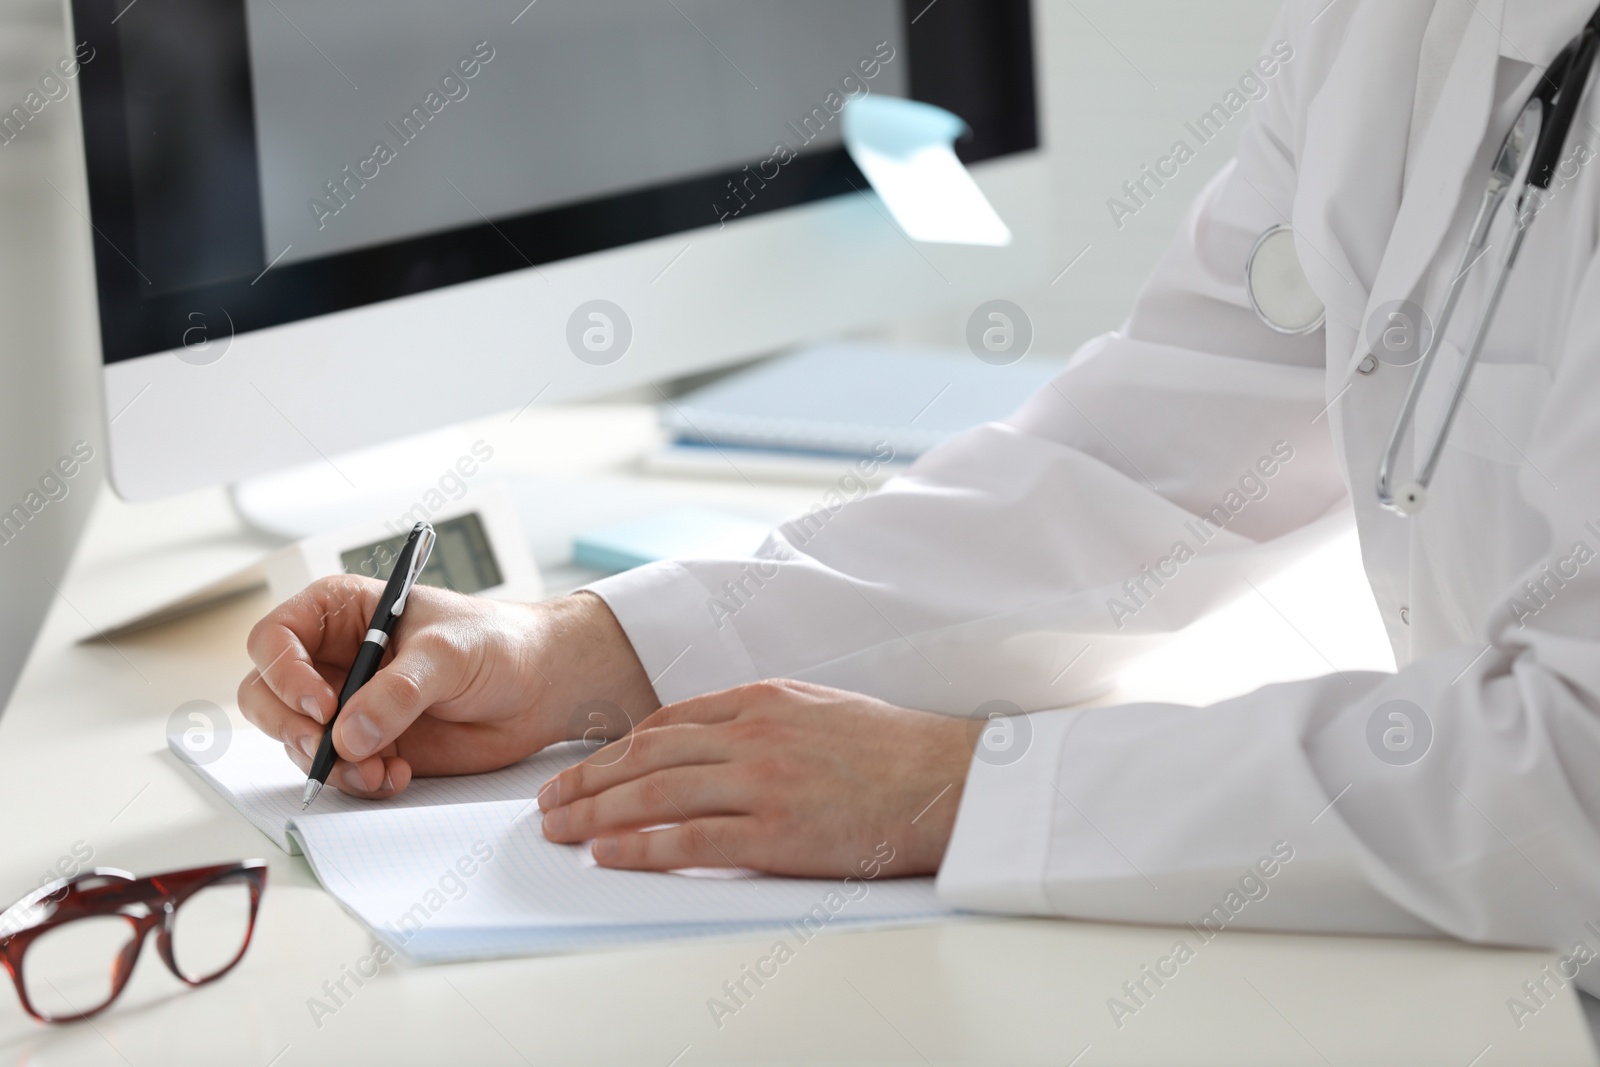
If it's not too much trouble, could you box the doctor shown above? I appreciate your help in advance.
[241,0,1600,993]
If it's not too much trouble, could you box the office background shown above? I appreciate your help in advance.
[0,0,1282,709]
[9,4,1600,1063]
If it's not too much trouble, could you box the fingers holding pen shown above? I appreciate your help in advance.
[330,635,468,762]
[283,741,413,800]
[245,577,380,723]
[239,669,329,760]
[253,618,492,794]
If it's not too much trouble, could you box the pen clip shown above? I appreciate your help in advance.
[389,524,436,618]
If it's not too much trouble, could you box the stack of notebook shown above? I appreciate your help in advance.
[652,341,1061,473]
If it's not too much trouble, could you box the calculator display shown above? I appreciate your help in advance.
[341,513,503,595]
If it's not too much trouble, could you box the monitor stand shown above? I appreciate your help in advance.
[226,415,777,584]
[229,422,512,541]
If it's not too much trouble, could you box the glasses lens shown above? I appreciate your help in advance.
[169,879,254,982]
[22,915,138,1020]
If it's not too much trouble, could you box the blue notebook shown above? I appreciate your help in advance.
[573,506,774,574]
[661,342,1062,460]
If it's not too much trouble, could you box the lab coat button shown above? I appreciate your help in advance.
[1358,354,1378,375]
[1400,606,1410,625]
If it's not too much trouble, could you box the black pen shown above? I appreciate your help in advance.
[301,521,436,809]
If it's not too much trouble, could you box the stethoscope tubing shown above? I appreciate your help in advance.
[1374,13,1600,515]
[1374,107,1539,511]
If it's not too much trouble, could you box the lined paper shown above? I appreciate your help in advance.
[170,721,951,962]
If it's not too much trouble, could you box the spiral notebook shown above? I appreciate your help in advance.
[169,720,952,962]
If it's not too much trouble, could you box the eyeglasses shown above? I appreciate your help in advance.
[0,860,266,1023]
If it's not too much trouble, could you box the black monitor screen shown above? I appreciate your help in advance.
[71,0,1039,364]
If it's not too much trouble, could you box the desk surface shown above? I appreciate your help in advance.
[1,404,1594,1066]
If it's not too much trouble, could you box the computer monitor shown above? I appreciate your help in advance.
[70,0,1047,501]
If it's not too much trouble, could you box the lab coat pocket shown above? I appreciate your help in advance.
[1416,341,1552,466]
[1448,360,1553,465]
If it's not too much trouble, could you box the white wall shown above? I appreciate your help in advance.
[883,0,1286,357]
[0,0,104,712]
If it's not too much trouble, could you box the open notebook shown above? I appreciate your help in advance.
[169,721,952,962]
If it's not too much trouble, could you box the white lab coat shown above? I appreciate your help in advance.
[589,0,1600,995]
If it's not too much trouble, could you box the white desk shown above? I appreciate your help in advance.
[1,404,1594,1066]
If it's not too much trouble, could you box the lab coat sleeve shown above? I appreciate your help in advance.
[591,4,1600,987]
[585,11,1349,716]
[941,251,1600,989]
[943,20,1600,998]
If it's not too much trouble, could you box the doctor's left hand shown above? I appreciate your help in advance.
[536,679,978,878]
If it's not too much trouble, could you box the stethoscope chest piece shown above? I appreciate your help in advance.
[1246,224,1326,335]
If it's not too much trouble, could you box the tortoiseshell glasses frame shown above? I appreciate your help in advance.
[0,860,266,1023]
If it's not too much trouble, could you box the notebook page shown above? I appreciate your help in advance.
[168,715,578,853]
[287,798,951,962]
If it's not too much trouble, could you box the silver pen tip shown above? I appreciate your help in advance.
[301,779,322,809]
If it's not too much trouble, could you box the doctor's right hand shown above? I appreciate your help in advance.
[237,576,658,800]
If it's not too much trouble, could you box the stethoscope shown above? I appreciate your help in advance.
[1246,6,1600,516]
